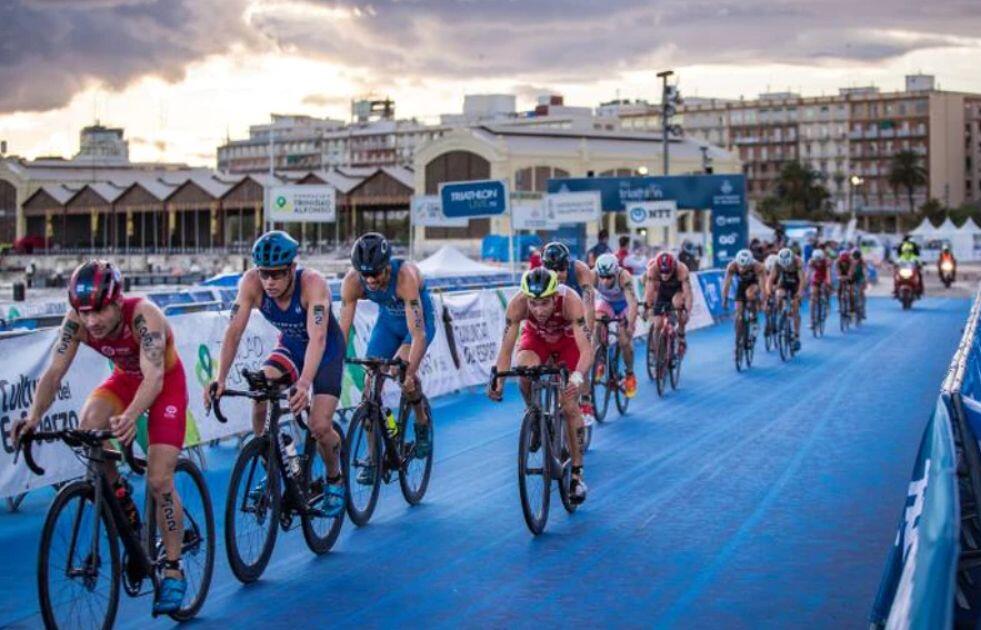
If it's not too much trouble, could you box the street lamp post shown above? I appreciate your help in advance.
[849,175,864,222]
[657,70,674,176]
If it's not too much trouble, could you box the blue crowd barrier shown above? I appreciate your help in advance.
[870,285,981,628]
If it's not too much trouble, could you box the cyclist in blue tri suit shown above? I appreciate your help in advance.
[339,233,436,483]
[209,230,347,516]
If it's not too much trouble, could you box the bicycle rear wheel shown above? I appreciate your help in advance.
[39,480,120,630]
[557,415,577,515]
[224,436,280,583]
[399,397,434,505]
[344,407,382,526]
[591,343,610,422]
[145,457,215,621]
[518,409,550,535]
[613,344,629,415]
[300,421,345,555]
[839,290,850,332]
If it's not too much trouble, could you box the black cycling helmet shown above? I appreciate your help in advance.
[541,241,571,271]
[351,232,391,276]
[69,260,123,312]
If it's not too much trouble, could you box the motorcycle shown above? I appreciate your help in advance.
[939,258,956,288]
[894,262,918,310]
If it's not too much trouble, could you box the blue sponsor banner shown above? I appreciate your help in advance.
[695,270,725,321]
[546,174,747,269]
[440,179,509,218]
[870,395,959,629]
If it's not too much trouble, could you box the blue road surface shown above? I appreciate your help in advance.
[0,296,970,628]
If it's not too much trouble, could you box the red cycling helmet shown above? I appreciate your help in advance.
[68,260,123,312]
[655,251,677,275]
[837,251,851,263]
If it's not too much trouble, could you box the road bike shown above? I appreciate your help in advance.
[211,369,345,583]
[18,428,215,627]
[344,357,434,526]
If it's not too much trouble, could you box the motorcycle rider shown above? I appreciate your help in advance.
[938,243,957,284]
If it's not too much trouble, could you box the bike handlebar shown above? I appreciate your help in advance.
[16,428,146,477]
[210,368,312,427]
[490,364,568,385]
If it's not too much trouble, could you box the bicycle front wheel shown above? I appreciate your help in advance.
[38,480,120,630]
[518,409,550,535]
[645,325,657,381]
[669,332,682,390]
[344,406,382,526]
[655,329,669,394]
[613,344,629,415]
[301,421,345,555]
[591,343,610,422]
[224,436,280,583]
[399,397,434,506]
[145,457,215,621]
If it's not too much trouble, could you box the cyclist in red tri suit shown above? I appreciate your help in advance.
[13,260,189,614]
[808,249,832,306]
[488,268,593,503]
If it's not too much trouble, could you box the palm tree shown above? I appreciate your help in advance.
[888,150,928,215]
[774,161,831,218]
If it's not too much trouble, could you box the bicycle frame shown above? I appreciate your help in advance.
[349,357,411,474]
[22,431,159,592]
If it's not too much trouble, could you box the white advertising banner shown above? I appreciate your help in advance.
[267,185,336,223]
[512,204,558,231]
[0,279,716,497]
[410,195,468,228]
[0,330,113,498]
[626,200,678,229]
[545,191,602,224]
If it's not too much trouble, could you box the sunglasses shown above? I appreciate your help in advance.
[360,269,384,280]
[258,267,290,280]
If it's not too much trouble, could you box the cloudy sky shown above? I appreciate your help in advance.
[2,0,981,166]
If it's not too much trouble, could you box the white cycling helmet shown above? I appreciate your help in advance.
[764,254,778,273]
[811,249,825,261]
[735,249,754,268]
[595,252,619,277]
[777,247,794,269]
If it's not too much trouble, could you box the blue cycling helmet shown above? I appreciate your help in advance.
[252,230,298,268]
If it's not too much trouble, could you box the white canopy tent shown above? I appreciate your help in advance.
[954,218,981,261]
[910,218,940,238]
[748,213,775,241]
[417,245,509,278]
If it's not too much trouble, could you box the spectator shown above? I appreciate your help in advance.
[528,246,542,269]
[587,228,612,267]
[615,235,630,267]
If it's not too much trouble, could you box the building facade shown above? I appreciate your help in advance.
[619,75,981,225]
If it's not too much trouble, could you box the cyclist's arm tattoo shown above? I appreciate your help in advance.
[136,314,165,369]
[576,316,591,342]
[55,320,79,355]
[408,298,424,332]
[502,316,514,338]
